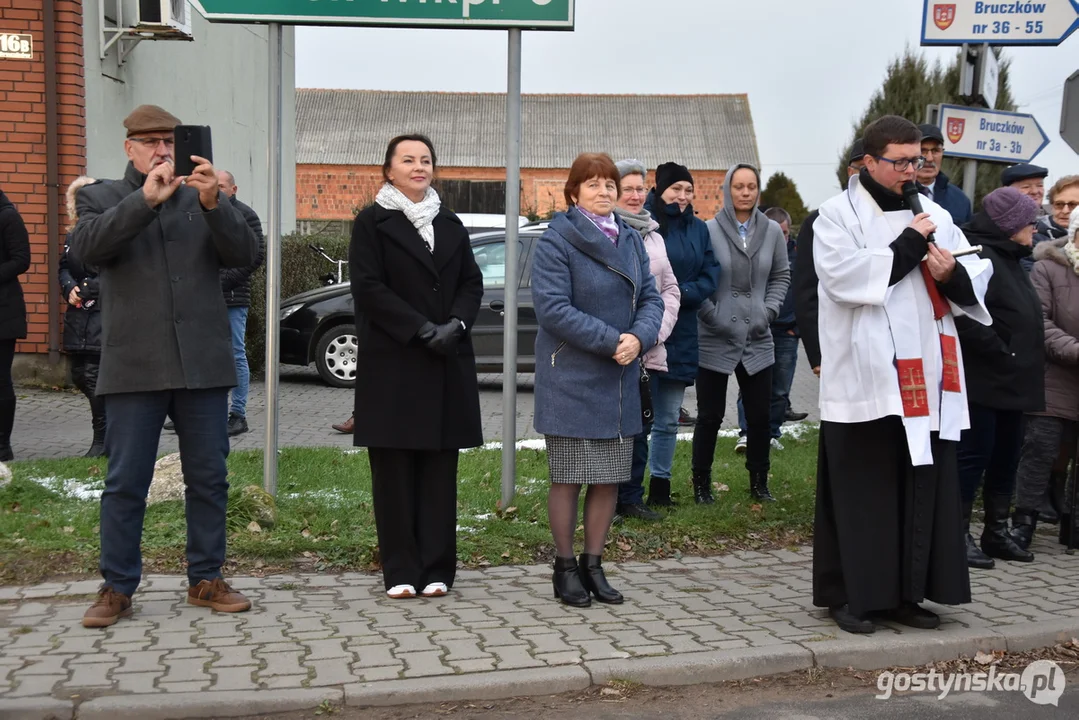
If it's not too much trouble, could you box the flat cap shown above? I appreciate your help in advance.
[123,104,181,137]
[1001,163,1049,186]
[847,137,865,165]
[918,123,945,144]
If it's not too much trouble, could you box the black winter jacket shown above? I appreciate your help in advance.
[220,196,265,308]
[59,232,102,354]
[0,189,30,340]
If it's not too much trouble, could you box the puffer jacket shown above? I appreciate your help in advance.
[58,232,102,354]
[1030,230,1079,421]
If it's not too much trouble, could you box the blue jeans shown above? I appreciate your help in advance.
[737,333,800,439]
[620,375,686,506]
[228,306,250,418]
[100,389,231,596]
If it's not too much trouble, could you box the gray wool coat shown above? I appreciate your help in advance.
[69,162,258,396]
[697,163,791,376]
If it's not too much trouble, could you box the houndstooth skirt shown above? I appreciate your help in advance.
[545,435,632,485]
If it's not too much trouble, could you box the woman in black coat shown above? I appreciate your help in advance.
[349,134,484,599]
[60,176,106,458]
[954,187,1045,569]
[0,188,31,461]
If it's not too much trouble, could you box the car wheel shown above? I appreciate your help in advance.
[315,323,358,388]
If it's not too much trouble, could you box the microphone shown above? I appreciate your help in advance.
[901,182,936,244]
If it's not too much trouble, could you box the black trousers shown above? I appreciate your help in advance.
[692,364,773,475]
[369,448,459,591]
[0,338,15,441]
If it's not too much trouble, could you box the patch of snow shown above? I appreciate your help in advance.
[26,476,103,501]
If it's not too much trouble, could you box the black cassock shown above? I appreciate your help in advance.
[812,416,971,617]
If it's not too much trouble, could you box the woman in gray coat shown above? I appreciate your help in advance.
[694,164,790,501]
[533,153,664,607]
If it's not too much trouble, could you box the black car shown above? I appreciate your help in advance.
[279,228,545,388]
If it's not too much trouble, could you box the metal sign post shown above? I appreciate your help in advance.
[501,29,522,508]
[263,22,284,495]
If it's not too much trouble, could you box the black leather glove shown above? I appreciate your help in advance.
[414,321,438,347]
[425,318,466,356]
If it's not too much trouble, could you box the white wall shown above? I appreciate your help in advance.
[83,1,297,232]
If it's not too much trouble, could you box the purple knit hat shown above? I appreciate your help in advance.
[983,186,1038,237]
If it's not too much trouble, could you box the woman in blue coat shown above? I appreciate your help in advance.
[644,163,720,505]
[533,153,664,607]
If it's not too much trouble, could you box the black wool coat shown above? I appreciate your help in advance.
[59,232,102,354]
[954,212,1045,412]
[68,162,258,396]
[0,190,31,340]
[349,204,484,451]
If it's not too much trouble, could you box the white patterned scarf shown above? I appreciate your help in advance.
[375,183,441,252]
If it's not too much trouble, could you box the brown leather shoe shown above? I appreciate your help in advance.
[82,587,133,628]
[187,578,252,613]
[332,414,354,434]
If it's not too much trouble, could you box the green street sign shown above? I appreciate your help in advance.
[190,0,575,29]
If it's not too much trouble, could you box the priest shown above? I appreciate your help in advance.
[811,116,992,634]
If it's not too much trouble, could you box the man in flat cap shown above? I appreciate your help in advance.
[1001,163,1052,271]
[917,123,972,225]
[69,104,258,628]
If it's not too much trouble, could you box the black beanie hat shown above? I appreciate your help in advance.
[655,162,694,199]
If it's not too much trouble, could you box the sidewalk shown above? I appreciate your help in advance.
[1,532,1077,719]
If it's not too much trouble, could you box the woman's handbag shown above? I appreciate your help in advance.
[639,360,653,426]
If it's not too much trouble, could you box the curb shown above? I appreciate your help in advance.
[7,620,1079,718]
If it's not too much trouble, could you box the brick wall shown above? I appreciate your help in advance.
[297,165,729,222]
[0,1,86,355]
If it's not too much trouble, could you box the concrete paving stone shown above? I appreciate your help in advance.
[488,644,542,670]
[710,639,751,650]
[13,655,72,676]
[259,674,309,689]
[116,649,168,670]
[345,665,591,707]
[387,632,438,653]
[355,665,403,682]
[558,625,604,643]
[429,630,476,642]
[633,620,677,637]
[283,616,328,634]
[659,634,711,654]
[150,631,199,651]
[475,628,519,647]
[200,635,247,648]
[398,650,454,678]
[64,661,117,688]
[301,638,352,660]
[66,652,117,665]
[168,649,214,660]
[304,658,360,686]
[416,616,461,632]
[438,639,492,661]
[352,643,397,668]
[114,671,164,694]
[246,626,291,644]
[77,688,344,720]
[523,633,574,654]
[45,634,99,654]
[258,642,309,655]
[0,697,74,719]
[5,674,65,698]
[603,629,650,648]
[10,604,51,618]
[160,657,212,684]
[210,646,259,668]
[257,651,306,677]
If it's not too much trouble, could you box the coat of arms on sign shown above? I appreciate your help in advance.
[947,117,966,144]
[934,4,956,31]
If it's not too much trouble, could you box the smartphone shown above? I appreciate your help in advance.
[173,125,213,177]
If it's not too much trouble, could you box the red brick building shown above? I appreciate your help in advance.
[295,90,760,229]
[0,1,86,360]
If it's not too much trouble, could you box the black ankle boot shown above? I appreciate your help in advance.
[1010,508,1038,550]
[962,501,994,569]
[577,553,623,604]
[85,397,107,458]
[646,476,674,507]
[981,495,1033,562]
[0,432,12,462]
[691,472,714,505]
[552,556,590,607]
[749,470,775,502]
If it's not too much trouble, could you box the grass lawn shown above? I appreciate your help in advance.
[0,428,819,586]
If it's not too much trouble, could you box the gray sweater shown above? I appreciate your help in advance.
[697,163,790,376]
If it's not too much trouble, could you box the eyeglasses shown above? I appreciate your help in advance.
[874,155,926,172]
[620,188,648,196]
[1052,201,1079,211]
[129,137,175,149]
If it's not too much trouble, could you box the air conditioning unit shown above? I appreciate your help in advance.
[136,0,192,38]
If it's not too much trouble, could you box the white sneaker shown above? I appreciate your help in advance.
[771,438,785,451]
[421,582,448,597]
[735,436,747,454]
[386,584,416,599]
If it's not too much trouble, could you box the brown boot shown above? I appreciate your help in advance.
[187,578,252,613]
[332,414,354,434]
[81,587,132,628]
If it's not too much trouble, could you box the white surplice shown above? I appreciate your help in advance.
[812,174,993,465]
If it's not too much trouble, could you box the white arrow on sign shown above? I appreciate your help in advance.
[922,0,1079,45]
[938,104,1050,162]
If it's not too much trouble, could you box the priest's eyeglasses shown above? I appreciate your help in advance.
[874,155,926,172]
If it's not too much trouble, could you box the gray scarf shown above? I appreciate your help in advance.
[614,206,659,235]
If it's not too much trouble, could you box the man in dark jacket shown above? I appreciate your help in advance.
[0,188,30,462]
[69,105,258,628]
[917,124,972,225]
[216,170,265,436]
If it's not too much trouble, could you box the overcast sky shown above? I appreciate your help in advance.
[295,0,1079,208]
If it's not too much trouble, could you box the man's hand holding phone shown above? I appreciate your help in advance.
[142,161,183,208]
[182,156,221,210]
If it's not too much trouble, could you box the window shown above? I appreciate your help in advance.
[473,240,524,289]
